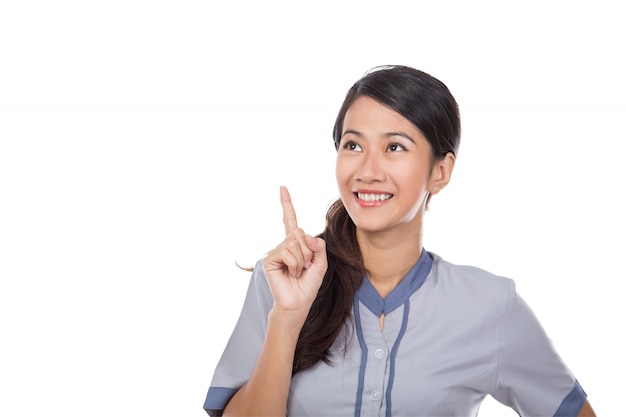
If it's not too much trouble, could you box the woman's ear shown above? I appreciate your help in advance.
[429,152,455,194]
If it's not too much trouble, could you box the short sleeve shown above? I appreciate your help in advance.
[203,260,273,416]
[492,281,587,417]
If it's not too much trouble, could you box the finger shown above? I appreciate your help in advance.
[293,229,314,269]
[280,185,299,236]
[284,231,313,277]
[263,244,303,278]
[305,236,327,267]
[282,246,303,278]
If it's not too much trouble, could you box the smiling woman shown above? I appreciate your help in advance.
[202,65,596,417]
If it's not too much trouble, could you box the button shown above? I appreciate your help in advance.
[369,390,381,401]
[374,349,386,359]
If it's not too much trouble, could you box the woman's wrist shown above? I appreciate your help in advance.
[268,307,308,337]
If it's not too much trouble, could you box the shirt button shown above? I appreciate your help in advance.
[374,349,386,359]
[369,390,381,401]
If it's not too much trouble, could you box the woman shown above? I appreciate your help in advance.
[203,66,595,416]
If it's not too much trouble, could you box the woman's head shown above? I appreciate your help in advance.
[332,65,461,165]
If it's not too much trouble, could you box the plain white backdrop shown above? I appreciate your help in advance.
[1,1,624,416]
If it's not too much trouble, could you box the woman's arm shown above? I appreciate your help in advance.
[222,308,306,416]
[223,187,327,416]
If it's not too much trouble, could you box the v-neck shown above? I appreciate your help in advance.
[355,249,433,317]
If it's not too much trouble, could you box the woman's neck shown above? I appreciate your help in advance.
[357,225,423,299]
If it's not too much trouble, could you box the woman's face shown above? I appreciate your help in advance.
[335,96,449,236]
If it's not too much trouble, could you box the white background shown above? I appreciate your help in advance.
[1,1,624,416]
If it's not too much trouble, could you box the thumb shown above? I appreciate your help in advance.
[305,235,327,269]
[305,235,325,254]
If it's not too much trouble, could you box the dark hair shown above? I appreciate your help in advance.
[333,65,460,161]
[292,65,461,375]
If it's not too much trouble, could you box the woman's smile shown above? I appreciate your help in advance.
[354,190,394,206]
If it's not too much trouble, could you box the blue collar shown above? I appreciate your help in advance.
[355,249,433,317]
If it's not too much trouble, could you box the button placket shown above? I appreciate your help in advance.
[356,302,402,416]
[364,345,388,407]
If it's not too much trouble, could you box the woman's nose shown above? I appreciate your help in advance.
[356,151,385,183]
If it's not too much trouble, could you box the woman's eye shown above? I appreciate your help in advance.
[387,143,405,152]
[343,141,362,151]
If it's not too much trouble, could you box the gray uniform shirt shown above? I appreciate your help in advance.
[204,250,587,416]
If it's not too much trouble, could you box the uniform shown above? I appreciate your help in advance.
[203,250,587,416]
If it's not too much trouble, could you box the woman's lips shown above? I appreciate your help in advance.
[354,191,393,206]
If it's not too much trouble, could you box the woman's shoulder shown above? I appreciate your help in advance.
[426,251,515,299]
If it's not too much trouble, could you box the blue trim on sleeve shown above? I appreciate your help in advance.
[385,300,410,417]
[203,387,238,413]
[553,380,587,417]
[353,298,368,417]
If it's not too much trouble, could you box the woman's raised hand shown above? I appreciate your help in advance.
[262,186,327,315]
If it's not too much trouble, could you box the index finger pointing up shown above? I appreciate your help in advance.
[280,185,299,236]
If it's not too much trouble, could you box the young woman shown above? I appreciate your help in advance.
[203,66,595,417]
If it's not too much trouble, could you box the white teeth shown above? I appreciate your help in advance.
[357,193,393,202]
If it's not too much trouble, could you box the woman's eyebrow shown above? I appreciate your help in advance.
[341,130,417,146]
[384,131,416,144]
[341,129,362,138]
[342,130,415,143]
